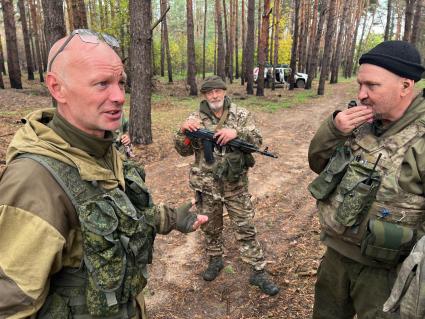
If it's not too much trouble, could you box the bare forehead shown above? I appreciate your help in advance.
[50,36,123,73]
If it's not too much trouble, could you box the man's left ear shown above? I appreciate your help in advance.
[401,79,414,96]
[46,72,66,103]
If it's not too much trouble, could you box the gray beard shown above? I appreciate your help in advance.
[208,100,224,112]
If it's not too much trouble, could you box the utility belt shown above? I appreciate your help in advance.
[37,267,139,319]
[309,146,418,266]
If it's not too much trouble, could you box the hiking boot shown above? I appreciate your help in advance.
[249,270,280,296]
[202,256,224,281]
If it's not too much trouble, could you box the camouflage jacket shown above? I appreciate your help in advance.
[174,97,262,198]
[0,109,195,318]
[309,90,425,266]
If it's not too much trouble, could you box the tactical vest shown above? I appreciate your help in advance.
[314,116,425,266]
[20,154,156,319]
[190,104,254,188]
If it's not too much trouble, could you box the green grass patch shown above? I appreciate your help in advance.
[224,265,235,274]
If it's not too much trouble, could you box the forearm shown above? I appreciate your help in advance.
[308,114,351,174]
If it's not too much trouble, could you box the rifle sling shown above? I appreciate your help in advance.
[215,107,229,131]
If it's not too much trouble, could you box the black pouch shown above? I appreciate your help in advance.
[335,161,380,227]
[361,219,415,264]
[308,146,353,200]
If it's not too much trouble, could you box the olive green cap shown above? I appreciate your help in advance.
[200,76,227,93]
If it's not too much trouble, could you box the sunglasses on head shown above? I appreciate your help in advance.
[48,29,120,71]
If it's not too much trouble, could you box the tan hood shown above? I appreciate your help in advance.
[6,108,125,189]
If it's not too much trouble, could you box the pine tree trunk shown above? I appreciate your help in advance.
[28,0,44,82]
[98,0,105,30]
[161,0,172,83]
[186,0,198,95]
[65,0,74,31]
[2,0,23,88]
[256,0,262,63]
[256,0,271,96]
[297,0,305,72]
[271,0,280,91]
[160,0,166,77]
[216,0,226,80]
[18,0,35,80]
[306,0,327,89]
[395,0,403,40]
[223,0,230,79]
[403,0,416,41]
[235,0,239,79]
[330,0,350,83]
[306,0,319,77]
[245,0,255,94]
[129,0,152,145]
[289,0,300,90]
[228,0,234,83]
[345,0,363,78]
[41,0,66,56]
[411,0,423,44]
[241,0,245,85]
[203,0,208,79]
[384,0,393,40]
[353,0,369,74]
[0,34,6,75]
[317,0,336,95]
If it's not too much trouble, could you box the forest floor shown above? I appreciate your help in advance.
[0,76,360,318]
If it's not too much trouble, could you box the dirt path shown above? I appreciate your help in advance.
[0,80,357,318]
[143,82,356,319]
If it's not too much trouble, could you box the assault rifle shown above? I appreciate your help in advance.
[184,128,278,164]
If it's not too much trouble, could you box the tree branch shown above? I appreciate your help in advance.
[151,6,170,31]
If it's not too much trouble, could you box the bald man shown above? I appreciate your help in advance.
[0,30,207,319]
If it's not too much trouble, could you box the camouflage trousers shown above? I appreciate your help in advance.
[196,189,266,271]
[313,247,400,319]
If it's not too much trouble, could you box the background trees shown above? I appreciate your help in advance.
[0,0,424,143]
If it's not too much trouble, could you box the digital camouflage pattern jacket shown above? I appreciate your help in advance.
[0,109,195,319]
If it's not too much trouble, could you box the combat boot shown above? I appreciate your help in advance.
[249,270,280,296]
[202,256,224,281]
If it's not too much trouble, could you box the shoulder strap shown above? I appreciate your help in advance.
[17,153,101,208]
[215,107,229,131]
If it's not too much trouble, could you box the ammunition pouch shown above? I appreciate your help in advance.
[317,159,381,242]
[308,146,353,200]
[213,150,253,183]
[361,219,415,265]
[334,161,380,227]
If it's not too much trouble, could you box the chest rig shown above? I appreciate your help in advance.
[316,117,425,265]
[21,154,156,318]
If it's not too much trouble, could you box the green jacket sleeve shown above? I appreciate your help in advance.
[174,130,194,157]
[308,114,351,174]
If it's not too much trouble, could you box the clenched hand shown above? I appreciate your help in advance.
[334,106,374,134]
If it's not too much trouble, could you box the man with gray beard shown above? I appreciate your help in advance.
[174,76,279,296]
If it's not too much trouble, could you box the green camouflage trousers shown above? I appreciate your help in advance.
[313,247,400,319]
[196,190,266,271]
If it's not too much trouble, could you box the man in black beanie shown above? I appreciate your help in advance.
[308,40,425,318]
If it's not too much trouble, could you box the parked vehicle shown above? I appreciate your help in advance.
[253,63,308,88]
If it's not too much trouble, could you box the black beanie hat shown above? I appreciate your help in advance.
[359,41,425,82]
